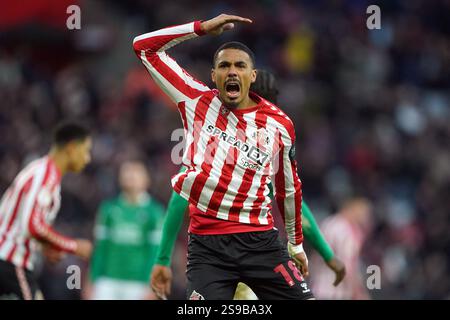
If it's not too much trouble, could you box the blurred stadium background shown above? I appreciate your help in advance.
[0,0,449,299]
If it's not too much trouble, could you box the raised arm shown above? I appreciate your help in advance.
[132,14,252,106]
[133,21,210,105]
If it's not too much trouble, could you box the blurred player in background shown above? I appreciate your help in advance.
[151,70,345,300]
[87,161,165,300]
[311,198,373,300]
[134,14,313,300]
[0,122,93,300]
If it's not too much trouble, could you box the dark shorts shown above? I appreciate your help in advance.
[0,260,41,300]
[186,229,314,300]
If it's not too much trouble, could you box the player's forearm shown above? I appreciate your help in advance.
[133,21,205,54]
[274,166,304,246]
[276,187,304,246]
[155,191,188,266]
[302,201,335,262]
[29,213,77,253]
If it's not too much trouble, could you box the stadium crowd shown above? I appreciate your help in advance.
[0,0,448,299]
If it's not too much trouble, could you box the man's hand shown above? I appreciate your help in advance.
[293,252,309,277]
[288,242,309,277]
[151,264,172,300]
[42,243,66,264]
[74,239,92,260]
[200,14,252,36]
[326,257,346,286]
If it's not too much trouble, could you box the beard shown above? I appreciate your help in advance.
[219,92,242,109]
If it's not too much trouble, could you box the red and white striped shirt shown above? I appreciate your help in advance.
[311,214,369,299]
[0,156,77,271]
[133,21,303,245]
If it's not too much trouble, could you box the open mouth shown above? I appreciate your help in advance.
[225,81,241,99]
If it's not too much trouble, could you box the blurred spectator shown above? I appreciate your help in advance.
[310,198,373,299]
[85,161,164,300]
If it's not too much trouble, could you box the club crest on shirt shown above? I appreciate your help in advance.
[220,105,230,116]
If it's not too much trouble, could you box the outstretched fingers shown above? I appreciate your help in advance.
[223,15,253,24]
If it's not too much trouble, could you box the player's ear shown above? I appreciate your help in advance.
[251,68,257,84]
[66,140,81,157]
[63,141,75,158]
[211,68,217,84]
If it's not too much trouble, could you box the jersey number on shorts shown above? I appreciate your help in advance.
[273,261,303,287]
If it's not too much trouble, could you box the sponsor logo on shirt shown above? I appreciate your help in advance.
[204,124,270,170]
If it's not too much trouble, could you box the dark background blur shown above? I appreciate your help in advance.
[0,0,449,299]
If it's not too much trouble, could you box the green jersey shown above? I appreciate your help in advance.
[90,193,165,283]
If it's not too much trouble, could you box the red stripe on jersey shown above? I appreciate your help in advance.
[6,243,17,262]
[190,93,211,164]
[227,172,254,222]
[274,131,287,223]
[22,239,31,269]
[145,50,205,100]
[0,189,13,226]
[4,178,33,236]
[178,101,193,167]
[178,101,188,132]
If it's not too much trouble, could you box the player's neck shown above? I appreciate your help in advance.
[123,191,146,205]
[48,148,69,176]
[235,94,258,110]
